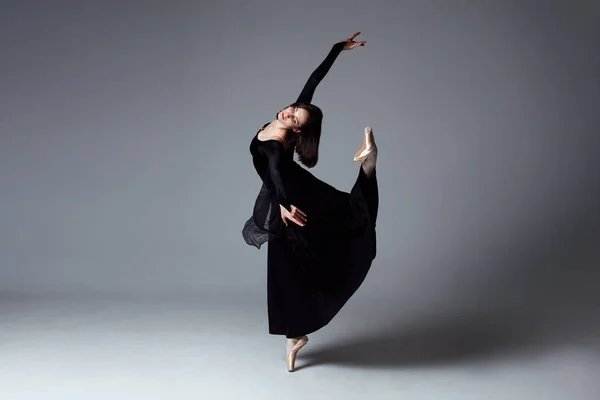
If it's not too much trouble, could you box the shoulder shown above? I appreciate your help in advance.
[257,138,286,154]
[256,125,289,149]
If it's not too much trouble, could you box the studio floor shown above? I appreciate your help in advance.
[1,293,598,400]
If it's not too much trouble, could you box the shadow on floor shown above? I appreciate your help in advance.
[297,312,557,369]
[299,199,600,370]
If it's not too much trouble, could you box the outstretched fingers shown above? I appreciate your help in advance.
[295,208,307,218]
[291,207,307,226]
[291,217,305,227]
[348,31,361,41]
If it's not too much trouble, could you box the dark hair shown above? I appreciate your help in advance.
[292,102,323,168]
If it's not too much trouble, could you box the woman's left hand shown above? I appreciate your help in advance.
[341,31,366,50]
[280,204,307,227]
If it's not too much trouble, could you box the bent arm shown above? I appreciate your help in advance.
[258,141,292,211]
[295,41,345,104]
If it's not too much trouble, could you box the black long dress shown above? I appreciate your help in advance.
[242,41,379,338]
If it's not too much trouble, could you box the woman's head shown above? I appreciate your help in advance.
[277,102,323,168]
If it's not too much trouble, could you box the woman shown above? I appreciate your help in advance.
[242,32,379,372]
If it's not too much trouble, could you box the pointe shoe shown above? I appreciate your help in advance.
[286,336,309,372]
[353,126,377,163]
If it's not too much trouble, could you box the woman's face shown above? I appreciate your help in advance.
[278,105,310,132]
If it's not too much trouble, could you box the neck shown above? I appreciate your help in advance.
[270,120,290,137]
[272,119,286,130]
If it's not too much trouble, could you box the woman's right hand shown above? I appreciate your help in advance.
[280,204,307,227]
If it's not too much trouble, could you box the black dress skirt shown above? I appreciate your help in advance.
[242,41,379,338]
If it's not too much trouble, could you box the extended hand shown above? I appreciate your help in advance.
[341,31,366,50]
[280,204,307,227]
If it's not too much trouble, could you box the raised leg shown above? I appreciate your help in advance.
[354,126,378,177]
[354,126,379,259]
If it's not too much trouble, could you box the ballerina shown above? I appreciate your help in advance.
[243,32,379,372]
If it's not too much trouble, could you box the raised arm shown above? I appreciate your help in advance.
[296,32,366,105]
[295,41,345,105]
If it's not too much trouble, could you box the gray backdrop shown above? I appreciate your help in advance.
[2,1,599,316]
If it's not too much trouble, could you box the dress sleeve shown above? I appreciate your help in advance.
[258,141,292,211]
[295,41,346,104]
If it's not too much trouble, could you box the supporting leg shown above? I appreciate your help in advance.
[286,335,309,372]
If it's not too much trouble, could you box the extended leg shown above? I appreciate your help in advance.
[358,167,379,229]
[355,126,379,225]
[354,126,378,178]
[354,127,379,259]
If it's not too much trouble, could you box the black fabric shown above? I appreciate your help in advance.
[296,41,346,105]
[242,41,379,338]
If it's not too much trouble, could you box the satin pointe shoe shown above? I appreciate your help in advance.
[286,335,309,372]
[353,126,377,163]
